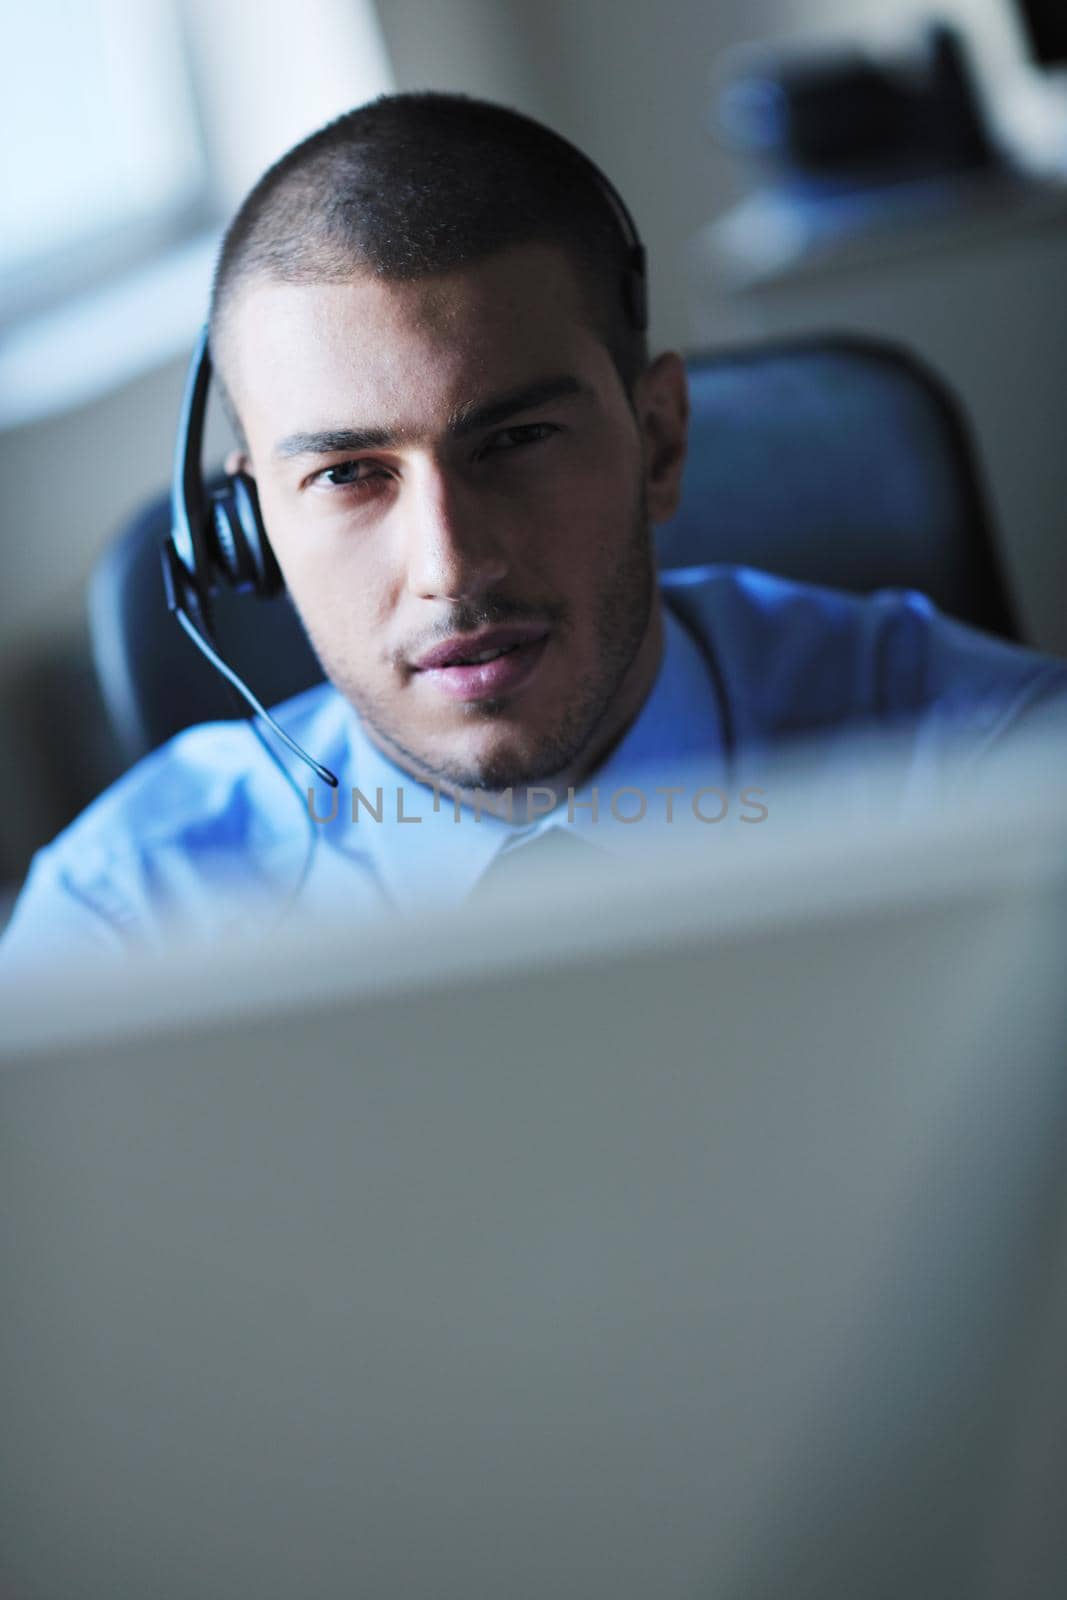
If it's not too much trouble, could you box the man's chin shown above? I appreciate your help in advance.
[354,692,603,799]
[418,747,569,797]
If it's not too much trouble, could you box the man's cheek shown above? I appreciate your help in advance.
[549,467,628,534]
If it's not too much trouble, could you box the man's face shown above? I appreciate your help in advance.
[225,244,688,795]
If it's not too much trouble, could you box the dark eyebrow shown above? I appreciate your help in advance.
[274,425,398,459]
[449,375,592,437]
[272,375,592,461]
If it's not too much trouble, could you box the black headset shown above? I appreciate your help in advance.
[162,145,648,791]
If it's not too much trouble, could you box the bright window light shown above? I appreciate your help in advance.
[1,0,204,274]
[0,0,395,421]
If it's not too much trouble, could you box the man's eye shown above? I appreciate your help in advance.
[479,423,558,457]
[314,460,389,490]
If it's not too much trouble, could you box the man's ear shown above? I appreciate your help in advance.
[634,351,689,525]
[225,449,250,476]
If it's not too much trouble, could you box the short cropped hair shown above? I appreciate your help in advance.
[209,92,649,443]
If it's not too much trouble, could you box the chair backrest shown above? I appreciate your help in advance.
[655,336,1018,636]
[90,335,1021,766]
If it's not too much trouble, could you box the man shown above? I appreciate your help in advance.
[2,92,1065,965]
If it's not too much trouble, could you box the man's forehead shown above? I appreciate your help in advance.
[225,245,606,445]
[229,246,590,367]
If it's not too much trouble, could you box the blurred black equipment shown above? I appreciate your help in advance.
[718,22,998,188]
[1014,0,1067,68]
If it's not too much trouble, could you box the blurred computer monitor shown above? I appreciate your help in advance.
[2,728,1066,1599]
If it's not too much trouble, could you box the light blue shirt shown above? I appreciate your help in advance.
[2,564,1065,967]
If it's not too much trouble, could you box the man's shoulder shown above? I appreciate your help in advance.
[660,562,1067,740]
[661,560,937,648]
[48,678,350,869]
[0,679,355,965]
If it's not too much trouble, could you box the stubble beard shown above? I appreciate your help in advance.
[323,493,657,798]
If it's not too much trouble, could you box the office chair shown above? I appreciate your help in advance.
[89,334,1022,767]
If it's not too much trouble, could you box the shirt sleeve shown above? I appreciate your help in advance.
[885,595,1067,749]
[0,840,135,979]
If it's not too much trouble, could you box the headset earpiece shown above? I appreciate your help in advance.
[209,470,283,598]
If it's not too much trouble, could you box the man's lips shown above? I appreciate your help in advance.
[410,624,552,702]
[411,624,551,671]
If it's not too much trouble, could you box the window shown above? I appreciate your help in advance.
[1,0,209,323]
[0,0,395,421]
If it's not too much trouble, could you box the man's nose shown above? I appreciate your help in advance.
[403,462,510,601]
